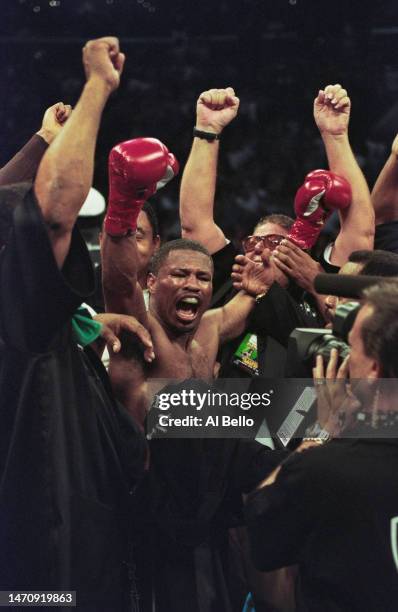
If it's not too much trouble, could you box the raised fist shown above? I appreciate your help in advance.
[38,102,72,143]
[196,87,240,134]
[105,137,179,236]
[314,84,350,137]
[82,36,125,93]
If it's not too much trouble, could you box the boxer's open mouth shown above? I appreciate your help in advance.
[175,297,200,322]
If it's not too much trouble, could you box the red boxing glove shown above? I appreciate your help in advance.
[104,137,179,236]
[288,169,352,250]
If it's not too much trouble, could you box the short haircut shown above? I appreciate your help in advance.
[149,238,213,275]
[349,249,398,277]
[361,281,398,377]
[142,201,160,241]
[253,213,294,233]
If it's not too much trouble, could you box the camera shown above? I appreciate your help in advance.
[286,301,360,377]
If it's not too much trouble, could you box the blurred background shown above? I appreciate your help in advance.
[1,0,398,241]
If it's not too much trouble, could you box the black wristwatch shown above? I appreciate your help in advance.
[193,127,220,142]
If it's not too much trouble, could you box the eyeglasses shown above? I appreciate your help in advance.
[242,234,285,254]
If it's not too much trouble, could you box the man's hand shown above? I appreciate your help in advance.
[82,36,125,93]
[313,349,359,436]
[196,87,240,134]
[231,249,275,296]
[37,102,73,144]
[94,313,155,362]
[314,84,351,137]
[273,239,324,293]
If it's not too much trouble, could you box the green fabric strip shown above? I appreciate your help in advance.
[72,307,102,347]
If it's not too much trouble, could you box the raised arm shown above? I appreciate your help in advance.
[314,84,375,265]
[102,139,179,427]
[179,87,239,254]
[0,103,72,186]
[102,232,148,325]
[34,37,124,268]
[371,134,398,224]
[102,138,177,323]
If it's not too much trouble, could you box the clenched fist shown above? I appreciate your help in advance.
[196,87,240,135]
[82,36,125,93]
[314,84,351,137]
[37,102,72,144]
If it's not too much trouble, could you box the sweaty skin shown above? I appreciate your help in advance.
[136,209,160,288]
[146,250,218,379]
[103,238,258,425]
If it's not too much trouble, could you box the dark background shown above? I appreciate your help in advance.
[1,0,398,240]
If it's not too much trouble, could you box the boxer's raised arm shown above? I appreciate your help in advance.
[34,37,124,268]
[314,84,374,265]
[102,138,177,323]
[0,103,72,186]
[371,134,398,224]
[102,233,148,324]
[179,87,239,254]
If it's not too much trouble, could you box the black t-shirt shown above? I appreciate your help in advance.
[85,262,105,313]
[137,379,287,612]
[245,437,398,612]
[311,233,340,275]
[211,243,323,379]
[211,240,238,309]
[318,247,340,274]
[375,221,398,253]
[0,185,146,610]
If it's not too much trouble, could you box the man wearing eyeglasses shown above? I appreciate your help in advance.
[180,85,374,378]
[180,91,322,379]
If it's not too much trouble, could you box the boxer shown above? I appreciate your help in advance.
[102,137,178,304]
[102,138,269,422]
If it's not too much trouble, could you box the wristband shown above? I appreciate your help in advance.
[304,421,332,442]
[301,437,328,445]
[193,127,220,142]
[255,292,267,303]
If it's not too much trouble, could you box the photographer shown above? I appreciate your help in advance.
[245,281,398,612]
